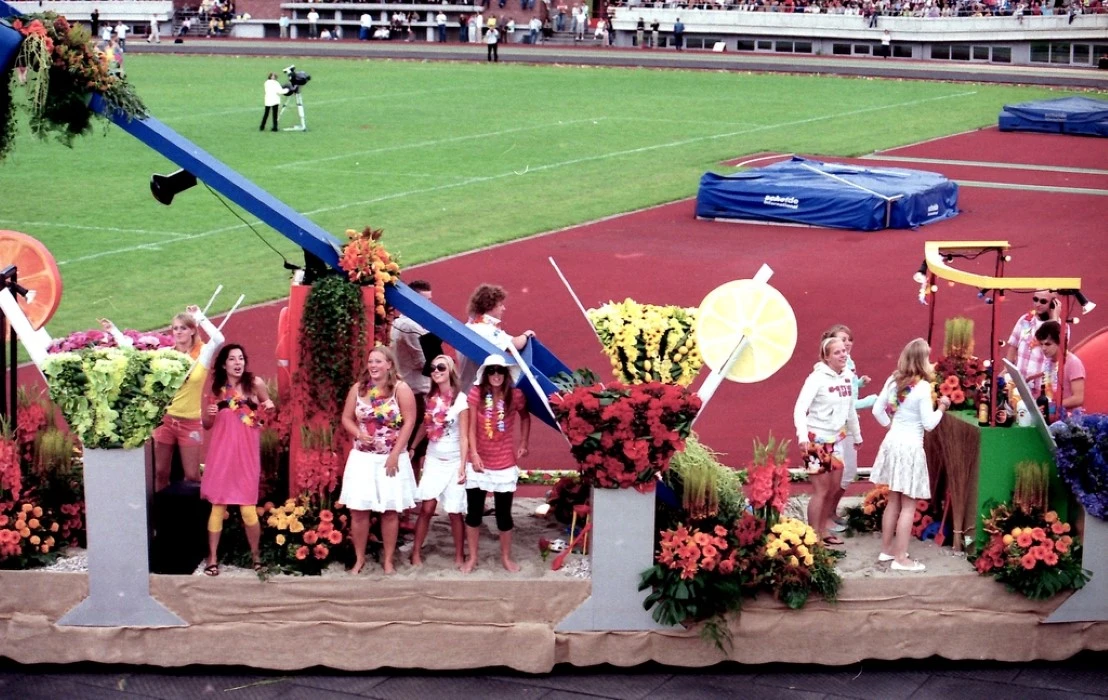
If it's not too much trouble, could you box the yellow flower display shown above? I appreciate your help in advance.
[587,299,703,386]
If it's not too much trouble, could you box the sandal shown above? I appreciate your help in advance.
[823,535,845,546]
[203,564,219,577]
[253,561,265,573]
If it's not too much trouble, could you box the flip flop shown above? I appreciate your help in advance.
[253,561,266,573]
[823,535,845,546]
[203,564,219,577]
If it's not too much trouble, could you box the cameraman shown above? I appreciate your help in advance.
[260,72,286,132]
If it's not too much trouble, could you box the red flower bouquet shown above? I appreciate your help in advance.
[551,381,701,490]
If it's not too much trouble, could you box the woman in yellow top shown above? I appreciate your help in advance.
[101,305,225,491]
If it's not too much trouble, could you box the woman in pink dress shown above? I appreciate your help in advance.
[200,344,273,576]
[339,345,418,574]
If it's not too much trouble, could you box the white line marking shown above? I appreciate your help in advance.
[0,219,190,239]
[859,154,1108,176]
[275,117,610,170]
[957,180,1108,196]
[157,86,470,123]
[54,91,980,265]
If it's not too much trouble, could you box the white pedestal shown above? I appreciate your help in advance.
[1045,513,1108,623]
[556,487,668,631]
[57,448,186,627]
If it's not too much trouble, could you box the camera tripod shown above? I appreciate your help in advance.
[278,91,307,132]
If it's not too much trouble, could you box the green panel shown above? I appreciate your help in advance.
[950,412,1066,545]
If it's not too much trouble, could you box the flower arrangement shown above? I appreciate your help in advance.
[639,523,744,646]
[295,424,342,501]
[337,226,401,344]
[664,434,747,524]
[545,473,591,525]
[587,298,703,386]
[0,498,63,568]
[1,13,147,162]
[42,347,192,449]
[931,317,985,410]
[256,497,350,576]
[1050,413,1108,520]
[745,434,791,519]
[47,328,174,354]
[844,484,889,533]
[973,502,1088,600]
[297,274,369,423]
[761,517,840,609]
[641,434,841,649]
[550,377,701,490]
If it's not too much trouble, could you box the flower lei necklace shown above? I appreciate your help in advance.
[425,392,454,442]
[222,384,258,427]
[484,391,506,440]
[367,386,402,429]
[886,380,915,418]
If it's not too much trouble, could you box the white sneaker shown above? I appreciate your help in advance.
[878,552,895,562]
[890,559,926,572]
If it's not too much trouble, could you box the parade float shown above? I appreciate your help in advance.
[1,3,1106,672]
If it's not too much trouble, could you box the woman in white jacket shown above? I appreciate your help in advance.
[870,338,950,572]
[793,336,862,547]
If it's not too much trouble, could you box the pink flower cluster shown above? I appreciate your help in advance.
[47,329,175,354]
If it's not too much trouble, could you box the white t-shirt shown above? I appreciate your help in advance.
[436,12,447,25]
[360,14,373,28]
[115,24,128,39]
[264,79,284,107]
[485,28,499,44]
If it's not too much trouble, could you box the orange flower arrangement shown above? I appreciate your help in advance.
[973,502,1088,599]
[338,226,401,341]
[256,497,350,575]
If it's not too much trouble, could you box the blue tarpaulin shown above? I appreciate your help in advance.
[695,157,959,232]
[998,96,1108,137]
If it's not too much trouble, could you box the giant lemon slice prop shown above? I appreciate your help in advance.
[0,230,63,337]
[695,278,796,384]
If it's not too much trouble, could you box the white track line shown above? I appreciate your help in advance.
[275,117,609,170]
[157,86,470,123]
[0,219,191,239]
[957,180,1108,196]
[55,90,979,266]
[859,154,1108,176]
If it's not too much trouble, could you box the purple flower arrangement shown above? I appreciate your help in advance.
[47,329,176,354]
[1050,413,1108,521]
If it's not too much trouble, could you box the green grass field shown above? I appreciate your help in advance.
[0,54,1082,338]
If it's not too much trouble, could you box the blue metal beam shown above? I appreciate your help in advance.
[89,95,343,270]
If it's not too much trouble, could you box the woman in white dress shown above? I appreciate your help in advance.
[339,346,418,574]
[409,355,469,568]
[870,338,950,572]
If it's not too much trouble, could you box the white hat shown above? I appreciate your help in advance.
[474,354,522,386]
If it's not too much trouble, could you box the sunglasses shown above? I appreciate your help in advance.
[485,366,509,375]
[1033,296,1052,304]
[431,363,449,373]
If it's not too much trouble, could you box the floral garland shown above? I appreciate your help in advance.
[424,393,454,442]
[42,347,191,449]
[1,14,147,162]
[551,380,701,490]
[483,392,506,440]
[1050,413,1108,520]
[587,299,703,386]
[337,226,401,345]
[884,382,913,418]
[219,385,260,428]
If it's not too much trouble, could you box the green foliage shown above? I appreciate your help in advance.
[299,274,367,421]
[1013,461,1049,515]
[663,434,747,527]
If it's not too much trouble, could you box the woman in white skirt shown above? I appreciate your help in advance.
[409,355,469,568]
[462,354,529,574]
[870,338,950,572]
[339,345,417,574]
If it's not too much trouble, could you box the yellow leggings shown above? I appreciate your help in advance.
[207,504,259,533]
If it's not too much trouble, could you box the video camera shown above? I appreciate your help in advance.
[282,65,311,94]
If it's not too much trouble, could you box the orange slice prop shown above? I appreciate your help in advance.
[0,231,63,335]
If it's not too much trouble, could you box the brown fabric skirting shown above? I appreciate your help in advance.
[0,571,1104,671]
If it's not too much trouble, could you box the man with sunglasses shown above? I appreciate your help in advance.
[1006,290,1061,392]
